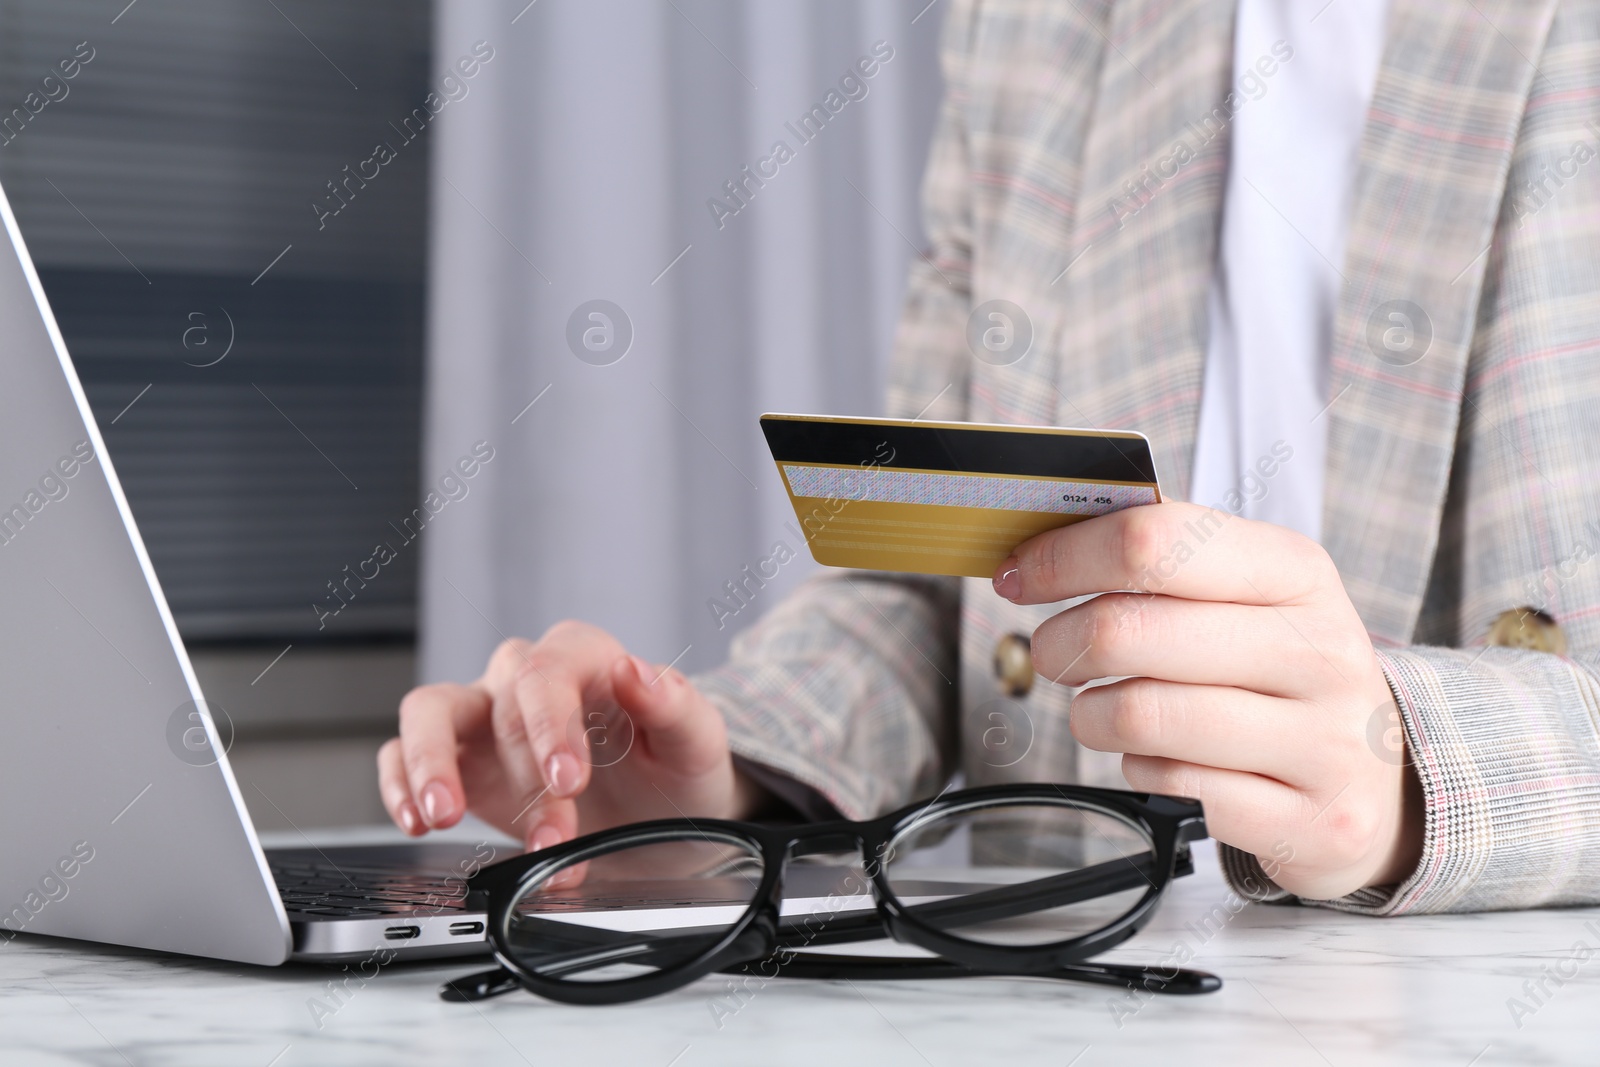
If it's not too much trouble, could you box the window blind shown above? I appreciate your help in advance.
[0,0,430,640]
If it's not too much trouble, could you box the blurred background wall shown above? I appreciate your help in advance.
[420,0,942,683]
[0,0,941,826]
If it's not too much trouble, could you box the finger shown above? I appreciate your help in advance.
[483,625,625,803]
[377,738,425,836]
[1031,592,1365,696]
[1119,754,1305,861]
[995,502,1333,607]
[521,796,578,856]
[611,655,729,779]
[506,658,590,802]
[1120,755,1379,898]
[397,683,489,829]
[1070,679,1324,784]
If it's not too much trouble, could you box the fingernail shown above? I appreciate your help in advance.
[546,751,582,797]
[398,803,420,835]
[629,654,654,685]
[993,557,1021,601]
[527,823,563,853]
[421,781,456,827]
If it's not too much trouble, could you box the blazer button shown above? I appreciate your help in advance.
[993,632,1034,697]
[1486,607,1567,655]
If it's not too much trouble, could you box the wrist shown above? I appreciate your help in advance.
[1367,753,1425,888]
[729,766,774,821]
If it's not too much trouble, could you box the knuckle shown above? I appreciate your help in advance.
[1116,510,1169,586]
[399,744,435,785]
[490,637,536,673]
[1067,687,1107,745]
[512,651,553,690]
[1027,531,1070,594]
[1287,538,1339,597]
[1340,634,1378,678]
[1303,540,1338,581]
[377,743,409,802]
[1085,594,1142,664]
[1329,722,1370,766]
[522,706,562,752]
[1317,631,1373,683]
[397,686,441,728]
[540,618,592,645]
[1120,753,1173,793]
[1030,619,1066,676]
[498,692,561,756]
[489,695,531,748]
[1111,679,1165,749]
[1315,801,1380,865]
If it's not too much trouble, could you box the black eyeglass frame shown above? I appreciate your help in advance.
[463,782,1208,1006]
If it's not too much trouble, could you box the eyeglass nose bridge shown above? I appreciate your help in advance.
[788,830,864,860]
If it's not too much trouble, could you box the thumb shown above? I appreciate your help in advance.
[611,654,729,777]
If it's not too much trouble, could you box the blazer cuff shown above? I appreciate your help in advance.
[1222,645,1600,915]
[1215,845,1402,911]
[731,754,845,824]
[1216,845,1295,903]
[1359,644,1600,914]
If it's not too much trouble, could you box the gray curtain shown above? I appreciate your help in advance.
[421,0,943,682]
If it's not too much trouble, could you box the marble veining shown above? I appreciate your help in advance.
[1,839,1597,1066]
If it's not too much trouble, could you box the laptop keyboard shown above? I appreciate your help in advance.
[270,857,472,919]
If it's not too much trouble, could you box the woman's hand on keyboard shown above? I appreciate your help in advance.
[378,620,769,853]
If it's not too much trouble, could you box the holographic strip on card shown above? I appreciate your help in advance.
[780,465,1158,516]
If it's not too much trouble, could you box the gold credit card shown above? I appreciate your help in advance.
[760,414,1162,578]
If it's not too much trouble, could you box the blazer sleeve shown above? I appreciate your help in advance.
[689,0,980,820]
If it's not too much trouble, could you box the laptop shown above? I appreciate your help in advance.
[0,177,494,965]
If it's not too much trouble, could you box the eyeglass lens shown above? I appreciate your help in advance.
[882,800,1156,946]
[501,833,766,984]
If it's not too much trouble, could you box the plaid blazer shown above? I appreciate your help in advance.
[697,0,1600,914]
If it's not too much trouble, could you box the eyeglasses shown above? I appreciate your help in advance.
[440,783,1220,1005]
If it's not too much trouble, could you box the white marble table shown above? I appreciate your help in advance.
[1,838,1595,1066]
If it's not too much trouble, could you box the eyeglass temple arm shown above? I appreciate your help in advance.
[730,954,1219,994]
[438,921,777,1003]
[791,850,1160,946]
[440,966,522,1002]
[441,952,1221,1004]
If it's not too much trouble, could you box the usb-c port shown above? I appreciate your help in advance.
[449,922,485,936]
[384,925,421,940]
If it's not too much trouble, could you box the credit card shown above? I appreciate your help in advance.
[760,414,1161,578]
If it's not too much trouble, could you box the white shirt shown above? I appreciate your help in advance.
[1188,0,1391,542]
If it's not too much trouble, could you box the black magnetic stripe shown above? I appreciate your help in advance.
[760,417,1157,484]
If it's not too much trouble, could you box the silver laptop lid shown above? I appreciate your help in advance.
[0,178,290,965]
